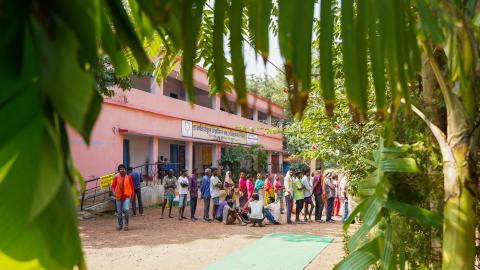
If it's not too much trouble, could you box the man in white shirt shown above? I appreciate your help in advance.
[302,170,314,222]
[266,197,281,224]
[248,194,265,227]
[178,169,189,220]
[210,168,222,220]
[283,169,294,224]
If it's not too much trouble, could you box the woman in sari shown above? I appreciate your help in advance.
[238,172,247,207]
[254,173,265,204]
[264,173,275,206]
[273,174,284,212]
[246,175,254,200]
[224,171,235,198]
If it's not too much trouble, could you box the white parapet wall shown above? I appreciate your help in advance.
[85,185,165,213]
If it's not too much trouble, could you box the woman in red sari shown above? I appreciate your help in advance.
[246,175,254,200]
[238,172,247,207]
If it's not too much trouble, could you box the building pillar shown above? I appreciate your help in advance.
[267,114,272,125]
[213,95,221,110]
[310,159,316,174]
[152,137,159,164]
[253,108,258,121]
[279,153,283,174]
[212,144,221,168]
[186,140,194,174]
[236,104,241,116]
[267,151,272,174]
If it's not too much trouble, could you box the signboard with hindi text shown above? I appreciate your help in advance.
[182,120,255,145]
[99,173,115,189]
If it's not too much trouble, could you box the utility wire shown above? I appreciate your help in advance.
[205,2,285,76]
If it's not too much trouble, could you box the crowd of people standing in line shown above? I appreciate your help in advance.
[111,164,350,231]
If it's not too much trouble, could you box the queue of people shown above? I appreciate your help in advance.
[111,164,350,231]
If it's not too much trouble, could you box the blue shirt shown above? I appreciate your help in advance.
[129,171,142,188]
[200,175,211,198]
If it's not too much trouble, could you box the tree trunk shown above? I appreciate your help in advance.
[441,94,478,269]
[421,51,443,269]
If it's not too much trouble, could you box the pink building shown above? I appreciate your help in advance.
[69,64,286,180]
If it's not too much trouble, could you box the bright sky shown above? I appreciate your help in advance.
[244,34,283,77]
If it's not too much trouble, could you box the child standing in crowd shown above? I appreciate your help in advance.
[238,172,247,207]
[302,170,314,222]
[246,175,254,200]
[111,164,134,231]
[200,168,212,222]
[189,168,199,221]
[161,169,177,219]
[178,169,189,221]
[264,173,275,206]
[293,171,305,224]
[210,168,222,221]
[248,194,265,227]
[273,174,284,213]
[254,173,265,204]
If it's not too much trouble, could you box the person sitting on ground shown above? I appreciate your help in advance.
[215,195,231,222]
[223,199,247,226]
[248,193,265,227]
[265,197,281,224]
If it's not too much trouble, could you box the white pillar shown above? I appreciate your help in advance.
[279,153,283,174]
[186,141,194,174]
[212,144,221,168]
[236,104,241,116]
[211,144,217,167]
[267,114,272,125]
[212,95,221,110]
[267,151,272,174]
[253,108,258,121]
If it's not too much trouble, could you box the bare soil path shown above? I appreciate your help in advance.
[80,205,345,270]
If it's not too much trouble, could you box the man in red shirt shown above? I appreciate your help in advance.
[312,168,324,222]
[111,164,134,231]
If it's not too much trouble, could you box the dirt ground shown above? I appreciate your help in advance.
[79,205,346,270]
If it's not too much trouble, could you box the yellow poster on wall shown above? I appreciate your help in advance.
[202,146,212,165]
[99,173,115,189]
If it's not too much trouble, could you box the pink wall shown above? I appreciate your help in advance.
[69,67,285,180]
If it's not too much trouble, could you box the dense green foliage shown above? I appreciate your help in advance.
[220,144,268,181]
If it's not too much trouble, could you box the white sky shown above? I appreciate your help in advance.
[244,34,283,77]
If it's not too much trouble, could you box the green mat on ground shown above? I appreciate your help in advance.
[203,233,334,270]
